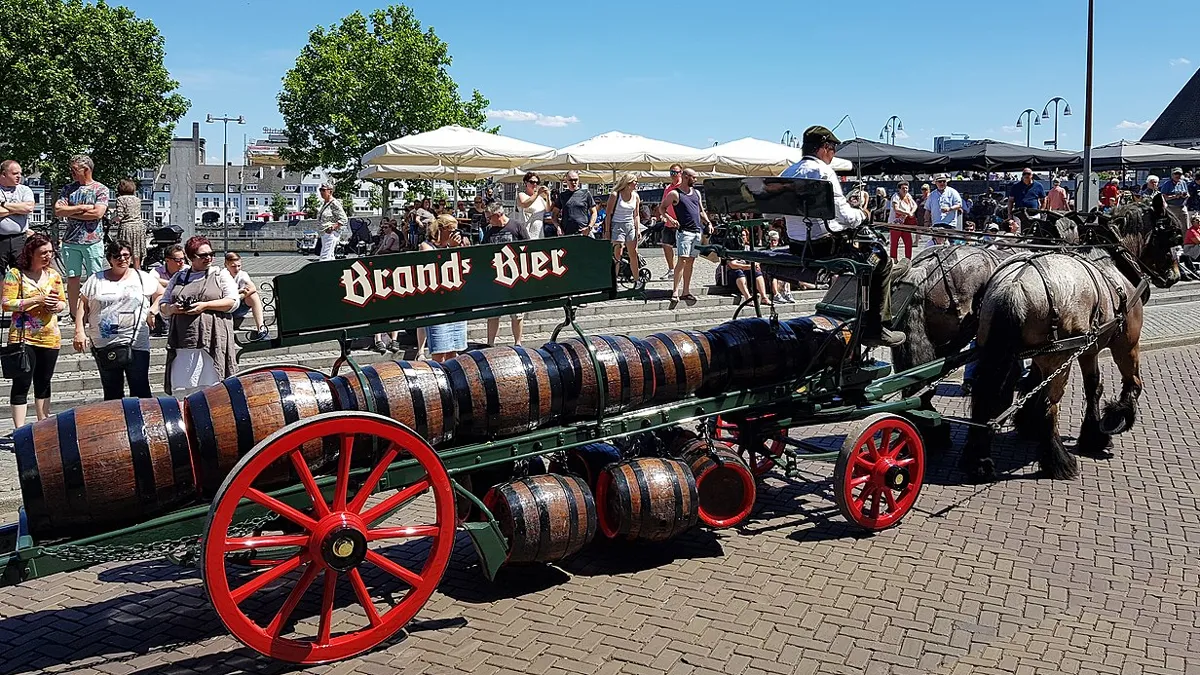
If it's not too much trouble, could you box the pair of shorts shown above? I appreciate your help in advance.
[729,267,762,282]
[427,320,467,354]
[660,226,677,247]
[62,241,105,279]
[676,230,701,258]
[233,301,251,319]
[610,221,636,242]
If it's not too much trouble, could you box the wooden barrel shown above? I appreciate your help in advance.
[484,474,598,564]
[678,439,757,529]
[641,330,714,404]
[15,397,198,539]
[329,360,457,447]
[701,318,800,392]
[542,335,655,417]
[187,370,338,498]
[783,315,854,370]
[442,346,563,440]
[557,442,623,490]
[595,458,698,542]
[658,427,699,457]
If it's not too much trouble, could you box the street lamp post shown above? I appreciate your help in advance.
[780,130,799,148]
[879,116,904,145]
[1015,108,1041,148]
[1041,97,1072,150]
[205,113,245,254]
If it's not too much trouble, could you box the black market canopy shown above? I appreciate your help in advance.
[942,140,1079,171]
[833,138,950,175]
[1076,140,1200,169]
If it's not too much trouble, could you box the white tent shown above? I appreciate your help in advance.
[357,164,510,182]
[707,137,805,176]
[361,125,556,203]
[523,131,716,177]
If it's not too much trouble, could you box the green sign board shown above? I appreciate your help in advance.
[273,237,617,336]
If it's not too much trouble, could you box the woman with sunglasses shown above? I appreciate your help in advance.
[74,240,161,400]
[603,172,645,289]
[159,236,239,396]
[2,234,66,426]
[516,171,550,240]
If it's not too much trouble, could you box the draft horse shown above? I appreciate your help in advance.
[962,194,1182,481]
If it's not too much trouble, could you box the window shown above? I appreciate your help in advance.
[303,185,317,193]
[32,193,40,203]
[246,183,258,191]
[357,190,370,199]
[158,197,166,207]
[246,197,257,206]
[202,198,209,207]
[287,198,298,207]
[284,184,298,193]
[232,197,239,207]
[163,183,170,192]
[202,173,210,180]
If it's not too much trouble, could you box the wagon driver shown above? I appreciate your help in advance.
[781,125,905,347]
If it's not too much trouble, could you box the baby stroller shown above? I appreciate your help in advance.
[347,218,375,257]
[143,225,183,269]
[616,249,651,288]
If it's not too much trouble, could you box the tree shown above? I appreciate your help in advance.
[278,5,491,211]
[0,0,189,190]
[366,186,382,211]
[303,193,321,218]
[271,192,288,221]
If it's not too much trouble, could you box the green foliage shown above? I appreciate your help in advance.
[271,192,288,220]
[366,185,382,210]
[278,4,491,197]
[341,196,355,219]
[0,0,189,189]
[303,193,321,218]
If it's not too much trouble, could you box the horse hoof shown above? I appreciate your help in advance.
[1099,415,1128,435]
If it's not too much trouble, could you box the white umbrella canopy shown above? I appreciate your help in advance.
[708,137,806,176]
[524,131,716,174]
[361,125,556,169]
[358,164,511,181]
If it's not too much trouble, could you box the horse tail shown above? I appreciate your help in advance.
[970,293,1024,425]
[891,298,936,372]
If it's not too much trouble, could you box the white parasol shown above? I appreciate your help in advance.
[523,131,716,180]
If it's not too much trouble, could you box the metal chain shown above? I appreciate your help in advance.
[993,332,1099,429]
[43,513,278,566]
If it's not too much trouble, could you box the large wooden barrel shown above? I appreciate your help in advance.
[701,318,800,392]
[641,330,714,404]
[783,314,854,370]
[542,335,655,417]
[442,346,563,440]
[15,397,198,539]
[595,458,698,542]
[484,474,598,564]
[187,370,338,498]
[677,439,757,529]
[329,360,457,447]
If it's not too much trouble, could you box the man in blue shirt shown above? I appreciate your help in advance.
[1159,168,1189,224]
[1007,167,1045,217]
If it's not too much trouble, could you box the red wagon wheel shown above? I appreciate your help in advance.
[833,413,925,531]
[202,412,456,664]
[712,415,786,477]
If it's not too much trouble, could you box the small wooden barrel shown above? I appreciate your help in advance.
[542,335,655,417]
[702,318,800,391]
[659,427,699,457]
[329,360,458,447]
[187,370,338,498]
[442,346,563,440]
[678,439,757,529]
[15,397,198,539]
[595,458,698,542]
[642,330,714,404]
[558,442,623,489]
[484,474,598,564]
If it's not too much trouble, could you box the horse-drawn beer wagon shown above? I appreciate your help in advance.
[0,179,961,664]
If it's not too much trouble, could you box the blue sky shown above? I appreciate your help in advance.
[120,0,1198,164]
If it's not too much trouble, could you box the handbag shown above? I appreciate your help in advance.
[0,273,32,379]
[91,271,145,372]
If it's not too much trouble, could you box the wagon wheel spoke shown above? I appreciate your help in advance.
[887,439,908,460]
[853,484,876,511]
[230,553,306,605]
[364,549,423,588]
[882,488,900,513]
[333,433,355,512]
[288,453,330,519]
[864,437,879,461]
[246,488,318,532]
[850,474,871,488]
[317,569,337,646]
[367,525,440,542]
[869,489,882,518]
[348,444,401,514]
[266,561,319,639]
[853,454,874,472]
[348,568,382,627]
[877,430,893,458]
[360,479,430,526]
[224,535,308,552]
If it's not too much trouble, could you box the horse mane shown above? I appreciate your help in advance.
[1108,201,1154,238]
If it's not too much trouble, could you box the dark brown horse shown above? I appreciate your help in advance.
[963,195,1183,481]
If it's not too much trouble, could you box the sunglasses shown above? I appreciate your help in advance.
[526,179,540,185]
[195,252,215,259]
[669,170,680,175]
[168,256,185,263]
[111,253,132,261]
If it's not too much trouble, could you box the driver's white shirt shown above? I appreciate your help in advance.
[774,156,864,242]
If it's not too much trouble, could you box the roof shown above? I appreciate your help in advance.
[1141,68,1200,145]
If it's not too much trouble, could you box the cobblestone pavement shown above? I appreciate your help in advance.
[1,345,1198,674]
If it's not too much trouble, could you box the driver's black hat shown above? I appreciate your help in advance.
[803,125,840,146]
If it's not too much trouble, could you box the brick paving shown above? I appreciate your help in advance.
[2,345,1199,674]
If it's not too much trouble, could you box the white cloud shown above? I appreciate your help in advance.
[486,109,580,127]
[1115,120,1153,130]
[1169,57,1191,67]
[894,129,909,140]
[1001,125,1020,134]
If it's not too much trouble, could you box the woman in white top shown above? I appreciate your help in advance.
[604,173,643,288]
[516,171,550,240]
[889,181,918,259]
